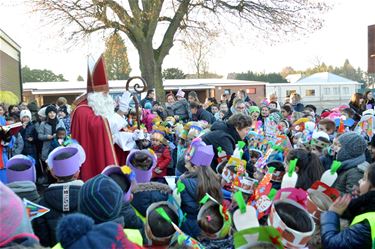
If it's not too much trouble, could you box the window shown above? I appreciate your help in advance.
[246,88,256,94]
[324,88,330,95]
[333,87,339,95]
[305,89,315,96]
[286,90,296,97]
[343,87,349,94]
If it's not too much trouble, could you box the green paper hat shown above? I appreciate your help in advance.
[234,226,283,249]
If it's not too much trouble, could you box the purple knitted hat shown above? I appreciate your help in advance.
[49,147,81,177]
[6,155,36,183]
[126,149,157,183]
[0,182,39,247]
[101,165,134,202]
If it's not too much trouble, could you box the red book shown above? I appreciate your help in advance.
[0,122,23,136]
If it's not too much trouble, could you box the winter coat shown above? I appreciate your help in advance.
[61,116,71,135]
[120,201,144,230]
[202,121,243,170]
[140,97,154,108]
[172,99,190,121]
[192,108,215,124]
[10,133,24,156]
[151,144,171,178]
[333,154,369,194]
[32,180,83,247]
[292,103,304,112]
[321,190,375,249]
[7,181,40,202]
[20,122,37,158]
[131,182,172,217]
[179,175,201,238]
[200,235,234,249]
[37,119,65,161]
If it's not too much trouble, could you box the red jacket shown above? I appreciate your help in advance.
[151,144,171,178]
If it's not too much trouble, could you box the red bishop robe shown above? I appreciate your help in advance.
[70,99,118,181]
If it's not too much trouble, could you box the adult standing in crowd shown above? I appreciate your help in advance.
[140,89,155,108]
[190,102,215,124]
[165,92,176,117]
[364,90,374,110]
[239,90,257,106]
[290,92,304,112]
[71,56,118,181]
[172,89,190,122]
[349,92,365,121]
[188,91,200,103]
[202,113,252,169]
[223,98,247,120]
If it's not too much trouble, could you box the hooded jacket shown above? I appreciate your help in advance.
[131,182,172,217]
[7,181,40,202]
[172,99,190,121]
[202,121,243,170]
[32,181,83,247]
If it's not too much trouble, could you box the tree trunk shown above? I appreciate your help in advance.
[153,63,164,103]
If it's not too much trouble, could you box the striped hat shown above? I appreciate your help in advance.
[78,175,123,224]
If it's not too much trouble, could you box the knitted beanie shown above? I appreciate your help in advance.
[57,213,137,249]
[20,110,32,120]
[78,175,123,224]
[45,105,58,116]
[58,105,69,116]
[337,132,367,162]
[0,182,39,247]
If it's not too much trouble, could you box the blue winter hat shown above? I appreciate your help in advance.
[144,102,152,110]
[78,174,123,224]
[56,213,134,249]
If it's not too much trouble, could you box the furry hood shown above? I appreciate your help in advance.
[131,181,172,195]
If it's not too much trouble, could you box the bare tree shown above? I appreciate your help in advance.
[30,0,331,100]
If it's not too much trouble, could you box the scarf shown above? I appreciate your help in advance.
[47,117,58,134]
[338,154,366,172]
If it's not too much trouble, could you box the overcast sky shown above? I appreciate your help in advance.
[1,0,374,81]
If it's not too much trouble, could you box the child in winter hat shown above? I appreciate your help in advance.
[334,131,369,194]
[6,155,40,202]
[0,182,40,248]
[78,174,124,225]
[56,213,143,249]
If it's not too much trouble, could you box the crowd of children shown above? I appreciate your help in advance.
[1,89,375,249]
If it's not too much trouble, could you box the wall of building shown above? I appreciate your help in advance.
[214,85,266,104]
[266,83,360,111]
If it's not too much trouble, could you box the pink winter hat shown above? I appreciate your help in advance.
[0,182,39,247]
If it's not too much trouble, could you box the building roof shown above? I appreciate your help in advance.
[23,78,267,95]
[296,72,356,84]
[0,28,21,51]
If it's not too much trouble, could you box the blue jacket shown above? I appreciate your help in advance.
[321,190,375,249]
[180,176,201,238]
[321,211,372,249]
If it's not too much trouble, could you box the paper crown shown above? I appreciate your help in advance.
[268,199,315,248]
[126,149,157,183]
[266,161,285,183]
[101,165,135,202]
[48,145,85,177]
[185,138,214,167]
[146,201,180,242]
[87,55,109,93]
[234,226,283,249]
[233,191,259,231]
[306,189,333,223]
[197,194,232,239]
[6,155,36,183]
[176,89,185,98]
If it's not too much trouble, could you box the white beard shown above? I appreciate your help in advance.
[87,92,115,119]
